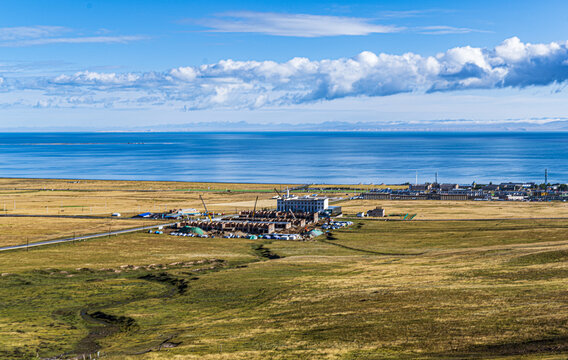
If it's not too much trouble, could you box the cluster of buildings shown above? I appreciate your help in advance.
[361,182,568,202]
[175,208,322,235]
[166,193,347,238]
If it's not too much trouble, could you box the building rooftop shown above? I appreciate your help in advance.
[279,196,328,201]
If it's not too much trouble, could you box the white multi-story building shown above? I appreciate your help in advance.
[277,196,329,213]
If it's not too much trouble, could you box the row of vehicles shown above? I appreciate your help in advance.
[321,221,353,230]
[170,232,210,238]
[262,233,301,240]
[222,233,257,239]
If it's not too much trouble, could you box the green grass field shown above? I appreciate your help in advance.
[1,219,568,359]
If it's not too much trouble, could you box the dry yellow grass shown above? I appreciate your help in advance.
[0,217,160,247]
[0,189,279,216]
[0,178,298,191]
[2,178,568,252]
[0,178,403,192]
[0,178,402,217]
[339,199,568,219]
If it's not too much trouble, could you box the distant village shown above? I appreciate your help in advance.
[361,181,568,202]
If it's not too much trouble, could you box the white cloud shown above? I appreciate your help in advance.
[495,36,562,62]
[0,25,146,47]
[417,25,489,35]
[199,12,401,37]
[2,35,148,47]
[169,67,198,81]
[53,71,141,85]
[378,9,454,19]
[3,37,568,110]
[192,11,488,37]
[0,26,69,40]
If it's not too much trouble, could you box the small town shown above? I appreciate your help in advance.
[361,180,568,202]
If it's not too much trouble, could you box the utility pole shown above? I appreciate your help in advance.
[435,172,438,184]
[415,171,418,186]
[545,168,548,185]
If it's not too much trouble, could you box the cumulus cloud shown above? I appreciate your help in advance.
[197,12,401,37]
[3,37,568,110]
[53,71,143,86]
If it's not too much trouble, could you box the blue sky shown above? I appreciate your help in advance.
[1,0,568,129]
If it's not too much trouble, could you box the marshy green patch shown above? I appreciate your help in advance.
[509,250,568,266]
[252,243,282,260]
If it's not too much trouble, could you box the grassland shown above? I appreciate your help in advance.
[0,217,162,247]
[2,178,566,220]
[1,219,568,359]
[0,188,281,217]
[0,178,356,246]
[338,199,568,219]
[0,178,403,192]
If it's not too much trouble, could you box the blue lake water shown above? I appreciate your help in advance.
[0,132,566,184]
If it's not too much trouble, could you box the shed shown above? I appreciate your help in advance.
[367,207,386,217]
[135,212,152,218]
[309,229,323,238]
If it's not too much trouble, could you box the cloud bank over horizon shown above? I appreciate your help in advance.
[2,37,568,111]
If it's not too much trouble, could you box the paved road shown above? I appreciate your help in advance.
[0,222,177,252]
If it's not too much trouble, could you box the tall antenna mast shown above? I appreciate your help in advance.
[435,172,438,184]
[415,170,418,186]
[545,168,548,184]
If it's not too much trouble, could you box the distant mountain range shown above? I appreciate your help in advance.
[3,119,568,132]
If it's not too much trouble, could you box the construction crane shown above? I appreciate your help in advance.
[273,188,283,199]
[274,188,296,219]
[252,196,259,218]
[199,194,212,222]
[288,209,297,220]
